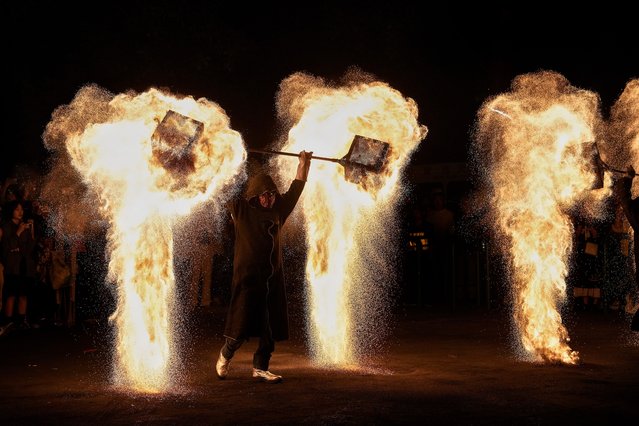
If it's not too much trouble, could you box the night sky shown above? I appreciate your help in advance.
[4,2,637,178]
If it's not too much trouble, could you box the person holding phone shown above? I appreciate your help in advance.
[0,201,37,335]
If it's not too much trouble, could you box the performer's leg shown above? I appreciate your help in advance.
[221,336,243,360]
[216,336,243,379]
[253,325,275,371]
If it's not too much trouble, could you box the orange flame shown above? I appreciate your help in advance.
[473,71,608,364]
[274,72,427,366]
[45,85,245,392]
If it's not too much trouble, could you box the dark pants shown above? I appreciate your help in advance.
[632,310,639,331]
[221,325,275,371]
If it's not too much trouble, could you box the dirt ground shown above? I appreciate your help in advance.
[1,303,637,425]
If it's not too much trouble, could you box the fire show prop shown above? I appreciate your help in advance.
[471,71,610,364]
[272,71,427,366]
[594,142,633,175]
[249,134,390,184]
[43,85,245,392]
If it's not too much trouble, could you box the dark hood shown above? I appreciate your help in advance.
[245,174,279,200]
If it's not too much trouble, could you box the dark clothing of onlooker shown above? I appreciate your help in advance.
[602,225,634,310]
[571,223,603,307]
[424,190,455,304]
[402,206,433,306]
[1,216,37,296]
[614,170,639,330]
[1,219,36,274]
[0,201,37,333]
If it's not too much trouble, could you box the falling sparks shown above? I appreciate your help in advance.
[43,84,245,392]
[472,71,609,364]
[274,71,427,366]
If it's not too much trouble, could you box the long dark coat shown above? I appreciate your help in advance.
[223,175,305,341]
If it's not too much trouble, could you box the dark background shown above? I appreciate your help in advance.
[3,1,637,177]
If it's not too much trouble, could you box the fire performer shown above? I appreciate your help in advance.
[613,166,639,331]
[215,150,312,383]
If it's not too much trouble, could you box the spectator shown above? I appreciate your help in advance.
[602,200,635,312]
[572,221,603,309]
[613,166,639,330]
[424,187,455,304]
[0,201,37,336]
[402,204,432,306]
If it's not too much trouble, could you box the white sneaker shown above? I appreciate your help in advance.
[625,294,639,314]
[252,368,282,383]
[215,352,230,379]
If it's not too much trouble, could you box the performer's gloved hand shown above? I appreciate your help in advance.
[296,150,313,182]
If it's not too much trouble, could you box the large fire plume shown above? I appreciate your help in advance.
[43,84,245,392]
[472,71,609,364]
[274,71,427,366]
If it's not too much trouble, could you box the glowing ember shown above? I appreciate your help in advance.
[274,71,427,366]
[472,71,609,364]
[43,85,245,392]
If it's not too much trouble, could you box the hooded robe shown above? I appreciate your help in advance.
[223,174,305,341]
